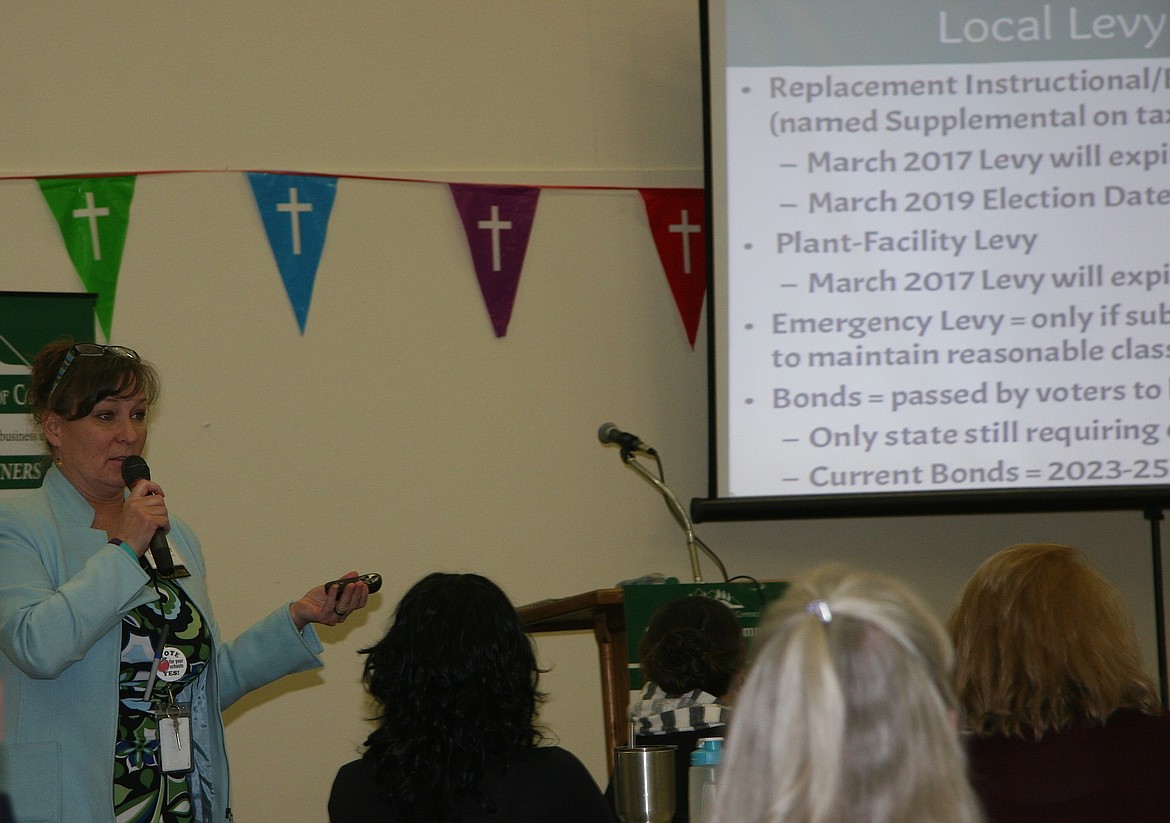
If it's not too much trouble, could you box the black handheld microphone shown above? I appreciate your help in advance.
[120,455,175,576]
[597,422,654,454]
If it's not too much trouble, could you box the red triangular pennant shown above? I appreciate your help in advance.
[450,184,540,337]
[639,188,707,348]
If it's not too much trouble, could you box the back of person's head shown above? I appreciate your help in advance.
[950,542,1160,738]
[359,572,543,820]
[711,564,982,823]
[639,595,746,697]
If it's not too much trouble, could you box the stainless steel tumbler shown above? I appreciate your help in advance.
[612,745,677,823]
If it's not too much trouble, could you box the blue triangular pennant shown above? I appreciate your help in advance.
[247,173,338,333]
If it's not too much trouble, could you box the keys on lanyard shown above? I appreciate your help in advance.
[154,692,192,774]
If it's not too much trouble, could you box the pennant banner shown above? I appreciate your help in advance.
[450,184,540,338]
[248,173,338,333]
[38,176,137,340]
[23,171,706,348]
[639,188,707,349]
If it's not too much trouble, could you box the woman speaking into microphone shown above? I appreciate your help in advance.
[0,339,372,823]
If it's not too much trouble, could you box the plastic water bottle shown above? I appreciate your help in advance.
[688,737,723,823]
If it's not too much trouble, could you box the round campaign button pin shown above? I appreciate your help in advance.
[157,647,189,682]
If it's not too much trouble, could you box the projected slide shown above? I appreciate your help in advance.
[704,1,1170,514]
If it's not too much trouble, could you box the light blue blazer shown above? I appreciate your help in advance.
[0,467,325,823]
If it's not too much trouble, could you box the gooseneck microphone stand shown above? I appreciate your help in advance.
[615,445,728,584]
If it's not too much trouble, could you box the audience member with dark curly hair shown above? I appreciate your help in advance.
[606,595,746,823]
[328,572,615,823]
[950,543,1170,822]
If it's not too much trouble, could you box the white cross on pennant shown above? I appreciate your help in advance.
[276,188,313,255]
[669,209,701,275]
[72,191,110,261]
[477,205,512,272]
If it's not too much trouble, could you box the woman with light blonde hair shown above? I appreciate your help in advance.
[711,564,983,823]
[950,542,1170,822]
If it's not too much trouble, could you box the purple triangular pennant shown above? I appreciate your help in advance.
[449,184,540,337]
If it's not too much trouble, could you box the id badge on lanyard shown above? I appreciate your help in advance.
[144,624,194,774]
[154,699,192,774]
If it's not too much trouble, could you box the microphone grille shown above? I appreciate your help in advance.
[121,455,151,486]
[598,422,618,444]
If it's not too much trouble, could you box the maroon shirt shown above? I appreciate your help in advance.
[965,709,1170,822]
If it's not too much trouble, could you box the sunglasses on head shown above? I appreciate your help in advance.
[46,344,140,408]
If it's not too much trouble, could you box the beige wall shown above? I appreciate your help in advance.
[1,3,1164,819]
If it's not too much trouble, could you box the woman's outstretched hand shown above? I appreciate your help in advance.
[290,571,372,630]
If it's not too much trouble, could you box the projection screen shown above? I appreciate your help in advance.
[694,0,1170,520]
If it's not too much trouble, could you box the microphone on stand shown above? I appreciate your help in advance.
[121,455,176,577]
[597,422,727,583]
[597,422,655,455]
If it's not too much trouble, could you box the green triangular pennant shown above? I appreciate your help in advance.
[38,176,137,339]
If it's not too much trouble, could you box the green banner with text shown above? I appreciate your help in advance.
[0,292,96,489]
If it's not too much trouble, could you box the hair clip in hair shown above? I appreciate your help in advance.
[806,599,832,624]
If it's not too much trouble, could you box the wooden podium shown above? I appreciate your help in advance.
[518,588,628,773]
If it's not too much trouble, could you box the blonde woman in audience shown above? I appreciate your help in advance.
[950,543,1170,822]
[711,564,983,823]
